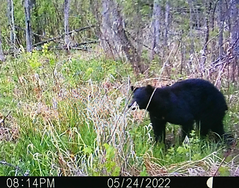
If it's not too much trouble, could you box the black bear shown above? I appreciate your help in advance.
[128,79,228,144]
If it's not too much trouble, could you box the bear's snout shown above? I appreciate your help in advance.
[128,101,137,110]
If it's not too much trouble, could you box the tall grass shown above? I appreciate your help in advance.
[0,48,238,176]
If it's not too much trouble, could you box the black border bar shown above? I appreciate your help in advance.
[1,176,239,188]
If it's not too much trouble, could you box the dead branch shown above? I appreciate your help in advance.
[0,160,29,176]
[33,25,96,47]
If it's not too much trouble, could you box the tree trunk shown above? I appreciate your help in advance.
[231,0,239,54]
[24,0,32,52]
[0,28,5,62]
[164,0,170,47]
[200,1,211,72]
[7,0,16,51]
[210,1,217,62]
[230,0,239,81]
[218,0,224,59]
[100,0,114,58]
[100,0,144,74]
[150,0,161,61]
[135,0,143,59]
[188,0,194,61]
[64,0,71,48]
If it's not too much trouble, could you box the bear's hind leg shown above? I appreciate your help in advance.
[210,120,225,139]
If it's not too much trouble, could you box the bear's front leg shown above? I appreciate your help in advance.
[149,114,166,143]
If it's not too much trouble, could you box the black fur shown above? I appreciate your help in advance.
[128,79,228,144]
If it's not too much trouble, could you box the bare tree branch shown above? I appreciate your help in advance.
[33,25,95,47]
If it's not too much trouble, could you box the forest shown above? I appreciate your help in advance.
[0,0,239,176]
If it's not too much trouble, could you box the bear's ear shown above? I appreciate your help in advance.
[145,85,154,93]
[131,86,138,91]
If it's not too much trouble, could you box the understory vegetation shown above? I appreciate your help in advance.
[0,46,239,176]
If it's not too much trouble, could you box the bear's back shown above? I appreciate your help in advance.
[169,79,228,111]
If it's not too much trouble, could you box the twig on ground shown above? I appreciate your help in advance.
[0,160,29,176]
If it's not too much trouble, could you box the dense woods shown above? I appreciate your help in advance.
[0,0,239,176]
[0,0,239,78]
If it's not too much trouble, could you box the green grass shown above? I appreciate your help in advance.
[0,48,238,176]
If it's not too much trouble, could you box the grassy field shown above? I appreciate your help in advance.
[0,46,238,176]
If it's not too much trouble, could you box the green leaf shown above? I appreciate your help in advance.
[218,167,230,176]
[177,146,187,154]
[83,146,92,155]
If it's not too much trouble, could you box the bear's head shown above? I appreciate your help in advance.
[128,85,155,110]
